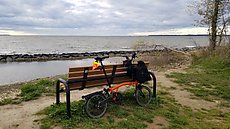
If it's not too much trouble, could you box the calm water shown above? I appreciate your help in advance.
[0,36,209,86]
[0,36,209,54]
[0,57,123,86]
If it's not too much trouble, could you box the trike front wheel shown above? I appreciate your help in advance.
[84,94,107,118]
[135,85,152,107]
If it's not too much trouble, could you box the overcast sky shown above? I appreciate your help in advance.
[0,0,207,36]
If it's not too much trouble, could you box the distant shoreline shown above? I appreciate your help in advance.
[148,35,208,36]
[0,34,11,36]
[1,34,229,36]
[148,34,230,36]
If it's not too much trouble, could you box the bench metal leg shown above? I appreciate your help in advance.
[56,80,60,105]
[66,87,71,117]
[56,79,71,117]
[153,73,157,98]
[149,72,157,98]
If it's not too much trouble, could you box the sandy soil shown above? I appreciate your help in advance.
[146,116,169,129]
[156,69,217,110]
[0,87,101,129]
[0,68,218,129]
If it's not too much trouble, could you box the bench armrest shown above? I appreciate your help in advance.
[56,78,69,104]
[58,78,67,84]
[56,78,71,117]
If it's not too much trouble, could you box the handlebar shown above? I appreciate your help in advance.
[94,56,109,62]
[123,52,137,61]
[94,52,136,62]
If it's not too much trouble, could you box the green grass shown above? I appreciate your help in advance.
[38,89,230,129]
[0,98,13,105]
[38,90,158,129]
[20,79,56,101]
[0,79,56,105]
[167,56,230,101]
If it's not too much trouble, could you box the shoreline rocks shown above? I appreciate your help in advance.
[0,45,200,62]
[0,50,172,62]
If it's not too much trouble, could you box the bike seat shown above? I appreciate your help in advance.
[94,56,109,61]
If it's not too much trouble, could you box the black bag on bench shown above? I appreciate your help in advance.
[124,60,151,83]
[134,61,151,83]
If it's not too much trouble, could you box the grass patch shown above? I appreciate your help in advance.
[38,91,157,129]
[20,79,56,101]
[0,79,56,105]
[0,98,22,105]
[0,98,13,105]
[38,89,230,129]
[167,55,230,101]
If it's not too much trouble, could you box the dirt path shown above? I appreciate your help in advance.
[0,69,218,129]
[155,70,217,110]
[145,69,218,129]
[0,87,101,129]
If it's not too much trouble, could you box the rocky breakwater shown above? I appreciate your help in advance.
[0,50,149,62]
[0,45,197,62]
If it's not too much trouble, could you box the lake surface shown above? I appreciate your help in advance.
[0,35,209,54]
[0,35,209,86]
[0,57,123,86]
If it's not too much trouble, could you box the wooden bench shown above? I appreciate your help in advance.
[55,62,156,117]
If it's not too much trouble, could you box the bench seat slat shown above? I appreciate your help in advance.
[69,76,132,90]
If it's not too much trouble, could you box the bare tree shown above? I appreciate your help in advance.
[189,0,230,52]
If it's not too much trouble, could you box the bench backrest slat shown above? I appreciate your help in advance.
[69,76,132,90]
[68,67,127,78]
[69,64,124,72]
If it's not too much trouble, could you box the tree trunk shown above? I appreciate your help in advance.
[209,0,220,51]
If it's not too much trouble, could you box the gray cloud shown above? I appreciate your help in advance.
[0,0,198,35]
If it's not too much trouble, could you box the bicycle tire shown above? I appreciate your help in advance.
[84,93,107,118]
[135,85,152,107]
